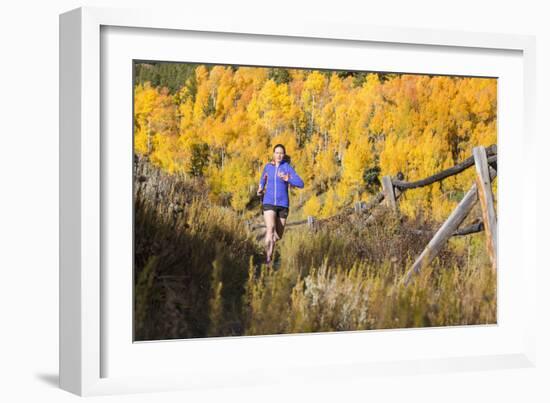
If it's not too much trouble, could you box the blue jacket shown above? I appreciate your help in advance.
[259,160,304,208]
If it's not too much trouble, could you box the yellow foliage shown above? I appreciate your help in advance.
[134,126,148,155]
[221,158,254,212]
[320,187,339,218]
[134,65,497,221]
[303,194,321,217]
[341,136,373,200]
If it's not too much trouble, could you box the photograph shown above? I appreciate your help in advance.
[132,61,498,341]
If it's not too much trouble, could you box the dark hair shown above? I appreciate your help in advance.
[272,143,291,164]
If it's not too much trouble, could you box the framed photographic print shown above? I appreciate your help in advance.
[59,6,537,396]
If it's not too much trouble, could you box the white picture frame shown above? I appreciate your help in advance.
[59,6,538,397]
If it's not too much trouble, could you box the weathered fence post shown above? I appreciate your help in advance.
[307,215,315,230]
[403,165,497,285]
[381,175,398,211]
[473,146,498,272]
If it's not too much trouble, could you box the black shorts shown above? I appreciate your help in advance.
[262,204,289,219]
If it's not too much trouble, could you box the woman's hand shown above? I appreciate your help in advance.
[256,187,264,196]
[278,172,290,182]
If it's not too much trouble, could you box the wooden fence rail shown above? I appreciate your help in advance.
[392,145,497,190]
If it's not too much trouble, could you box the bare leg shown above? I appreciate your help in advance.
[263,210,277,263]
[274,216,286,242]
[271,216,287,265]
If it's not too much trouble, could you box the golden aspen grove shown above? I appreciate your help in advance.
[133,62,497,340]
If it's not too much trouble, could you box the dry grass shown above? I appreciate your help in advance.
[242,224,496,336]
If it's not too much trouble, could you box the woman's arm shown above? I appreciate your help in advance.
[286,165,304,188]
[257,164,268,194]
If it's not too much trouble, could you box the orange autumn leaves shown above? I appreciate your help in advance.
[134,65,496,219]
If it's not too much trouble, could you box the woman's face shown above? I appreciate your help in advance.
[273,147,285,163]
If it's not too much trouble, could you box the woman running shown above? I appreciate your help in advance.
[256,144,304,266]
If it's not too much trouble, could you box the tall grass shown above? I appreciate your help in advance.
[242,222,496,336]
[134,155,264,340]
[134,155,496,340]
